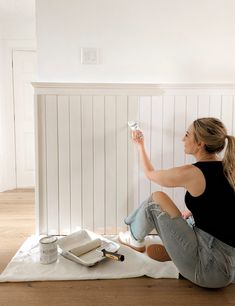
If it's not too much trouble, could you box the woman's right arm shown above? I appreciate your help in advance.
[132,130,194,189]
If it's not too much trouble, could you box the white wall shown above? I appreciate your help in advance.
[0,2,36,191]
[36,0,235,83]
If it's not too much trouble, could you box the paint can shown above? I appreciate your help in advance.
[39,236,58,264]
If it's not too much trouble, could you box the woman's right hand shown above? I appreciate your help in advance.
[132,130,144,146]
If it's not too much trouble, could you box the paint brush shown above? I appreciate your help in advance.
[101,249,125,262]
[128,120,141,131]
[128,121,143,138]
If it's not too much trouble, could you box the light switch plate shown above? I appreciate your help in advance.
[81,48,99,65]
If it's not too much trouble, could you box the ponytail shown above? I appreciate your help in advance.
[222,135,235,191]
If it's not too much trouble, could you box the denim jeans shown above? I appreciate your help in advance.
[125,196,235,288]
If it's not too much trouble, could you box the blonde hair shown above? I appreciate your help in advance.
[193,117,235,190]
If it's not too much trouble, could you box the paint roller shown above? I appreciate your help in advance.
[70,238,125,262]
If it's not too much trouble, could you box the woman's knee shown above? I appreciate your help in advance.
[151,191,181,218]
[152,191,170,203]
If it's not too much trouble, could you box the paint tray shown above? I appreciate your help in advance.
[57,230,120,266]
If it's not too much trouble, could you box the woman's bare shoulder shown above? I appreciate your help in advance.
[181,164,206,196]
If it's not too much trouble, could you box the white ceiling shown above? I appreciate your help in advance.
[0,0,35,21]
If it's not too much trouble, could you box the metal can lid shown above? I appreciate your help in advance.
[39,235,57,244]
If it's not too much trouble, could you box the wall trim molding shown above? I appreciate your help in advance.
[32,82,235,96]
[32,82,235,89]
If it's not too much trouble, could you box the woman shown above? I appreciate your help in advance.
[119,117,235,288]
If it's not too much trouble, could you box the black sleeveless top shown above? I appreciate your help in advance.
[185,161,235,248]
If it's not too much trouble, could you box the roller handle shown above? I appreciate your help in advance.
[101,249,125,262]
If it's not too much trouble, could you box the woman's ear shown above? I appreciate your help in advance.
[197,141,205,149]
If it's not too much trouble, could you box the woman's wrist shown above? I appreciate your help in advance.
[137,142,145,151]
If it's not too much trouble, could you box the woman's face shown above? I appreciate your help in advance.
[182,124,199,155]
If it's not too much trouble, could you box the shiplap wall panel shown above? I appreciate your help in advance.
[70,96,82,233]
[93,96,105,234]
[139,96,151,204]
[116,96,128,232]
[209,95,221,118]
[162,96,175,199]
[127,96,139,213]
[198,95,210,117]
[150,96,163,195]
[58,96,71,234]
[222,96,234,134]
[34,84,235,235]
[233,97,235,136]
[36,95,47,234]
[45,95,59,234]
[81,96,94,231]
[105,96,117,234]
[173,96,187,211]
[185,96,198,165]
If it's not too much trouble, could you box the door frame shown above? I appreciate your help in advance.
[12,48,37,188]
[0,40,36,192]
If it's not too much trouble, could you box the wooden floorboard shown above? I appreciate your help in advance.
[0,189,234,306]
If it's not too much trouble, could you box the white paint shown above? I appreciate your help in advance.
[36,0,235,83]
[33,82,235,235]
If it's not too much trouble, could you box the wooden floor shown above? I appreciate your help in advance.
[0,190,235,306]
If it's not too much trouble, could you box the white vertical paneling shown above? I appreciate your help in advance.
[233,96,235,136]
[139,96,151,204]
[35,85,235,235]
[36,95,47,234]
[185,96,198,165]
[93,96,105,234]
[198,95,210,117]
[162,95,174,198]
[58,96,71,235]
[105,96,117,234]
[209,95,221,118]
[127,96,139,213]
[116,96,128,232]
[221,96,234,134]
[173,96,186,211]
[70,96,82,233]
[151,96,163,194]
[81,96,94,231]
[45,95,59,234]
[185,96,198,127]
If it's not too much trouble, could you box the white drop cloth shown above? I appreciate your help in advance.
[0,234,179,282]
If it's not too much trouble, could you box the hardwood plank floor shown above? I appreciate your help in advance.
[0,189,234,306]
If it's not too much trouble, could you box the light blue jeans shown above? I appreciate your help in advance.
[125,196,235,288]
